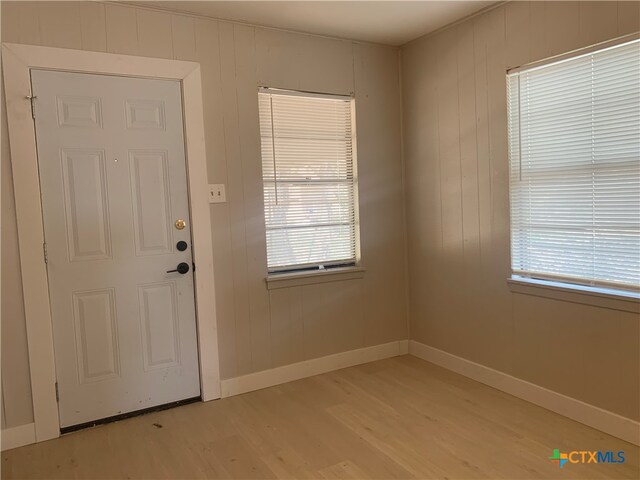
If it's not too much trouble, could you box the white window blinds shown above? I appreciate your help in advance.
[508,39,640,291]
[258,88,358,272]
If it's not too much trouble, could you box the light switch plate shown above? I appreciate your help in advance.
[208,184,226,203]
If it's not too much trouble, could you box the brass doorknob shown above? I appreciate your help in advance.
[175,219,186,230]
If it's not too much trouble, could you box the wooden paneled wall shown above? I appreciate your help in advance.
[0,1,408,429]
[401,1,640,421]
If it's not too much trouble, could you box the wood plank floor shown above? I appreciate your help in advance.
[2,355,638,479]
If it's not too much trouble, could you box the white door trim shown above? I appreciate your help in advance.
[1,423,36,451]
[2,42,221,443]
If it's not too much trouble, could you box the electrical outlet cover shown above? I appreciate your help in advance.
[208,184,226,203]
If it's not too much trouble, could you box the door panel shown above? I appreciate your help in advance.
[138,282,181,371]
[125,99,166,130]
[72,288,120,383]
[56,95,103,128]
[32,70,201,428]
[61,148,111,261]
[129,150,173,256]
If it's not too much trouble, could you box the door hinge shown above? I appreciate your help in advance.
[55,382,59,402]
[27,95,37,119]
[43,242,48,264]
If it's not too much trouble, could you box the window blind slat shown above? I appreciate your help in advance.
[259,89,358,272]
[508,39,640,291]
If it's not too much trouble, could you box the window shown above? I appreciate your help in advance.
[507,39,640,292]
[258,88,359,273]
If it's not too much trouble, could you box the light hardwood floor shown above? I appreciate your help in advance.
[2,355,638,479]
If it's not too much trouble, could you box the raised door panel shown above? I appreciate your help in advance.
[56,95,103,128]
[125,99,166,130]
[129,150,173,256]
[61,148,112,261]
[72,289,120,383]
[138,282,181,371]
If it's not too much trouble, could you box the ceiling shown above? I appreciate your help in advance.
[127,1,497,46]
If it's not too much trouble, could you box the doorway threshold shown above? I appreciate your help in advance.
[60,396,201,435]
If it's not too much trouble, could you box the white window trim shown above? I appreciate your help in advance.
[265,266,366,290]
[507,276,639,314]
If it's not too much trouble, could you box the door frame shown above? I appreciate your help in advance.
[2,43,221,443]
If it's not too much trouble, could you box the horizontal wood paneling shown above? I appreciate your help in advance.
[0,1,408,429]
[401,1,640,421]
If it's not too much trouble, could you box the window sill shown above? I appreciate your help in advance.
[265,266,365,290]
[507,276,639,314]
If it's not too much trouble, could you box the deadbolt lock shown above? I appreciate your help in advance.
[175,219,186,230]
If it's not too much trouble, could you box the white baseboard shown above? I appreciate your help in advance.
[12,340,634,450]
[408,340,640,446]
[221,339,409,397]
[1,423,36,451]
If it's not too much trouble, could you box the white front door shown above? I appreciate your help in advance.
[31,70,201,429]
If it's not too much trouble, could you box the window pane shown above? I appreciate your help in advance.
[508,39,640,291]
[259,89,358,271]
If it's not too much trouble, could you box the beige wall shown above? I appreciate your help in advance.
[401,0,640,421]
[0,1,408,429]
[2,0,637,435]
